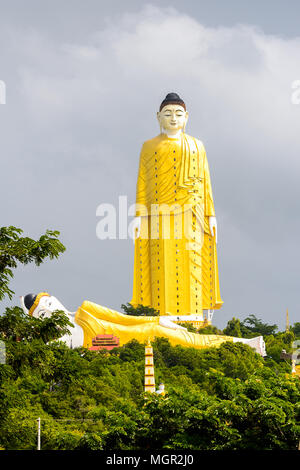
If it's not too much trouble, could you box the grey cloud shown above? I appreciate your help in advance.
[0,4,299,329]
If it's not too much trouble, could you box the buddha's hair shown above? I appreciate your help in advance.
[159,92,186,111]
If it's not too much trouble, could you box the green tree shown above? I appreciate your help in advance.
[240,314,278,337]
[0,226,65,301]
[291,322,300,338]
[264,331,295,363]
[121,303,159,316]
[0,306,73,343]
[223,317,242,337]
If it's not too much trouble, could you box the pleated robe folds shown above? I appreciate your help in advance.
[130,133,223,318]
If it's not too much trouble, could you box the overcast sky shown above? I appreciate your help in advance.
[0,0,299,329]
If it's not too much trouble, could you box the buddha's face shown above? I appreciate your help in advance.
[21,294,69,318]
[157,104,188,133]
[34,295,68,318]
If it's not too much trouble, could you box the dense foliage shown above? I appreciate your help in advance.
[0,226,299,450]
[0,312,299,450]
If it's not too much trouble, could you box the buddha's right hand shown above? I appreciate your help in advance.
[132,216,141,242]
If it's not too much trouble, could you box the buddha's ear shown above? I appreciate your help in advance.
[183,112,189,133]
[157,111,163,133]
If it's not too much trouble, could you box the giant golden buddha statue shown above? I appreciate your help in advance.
[20,93,266,357]
[131,92,222,326]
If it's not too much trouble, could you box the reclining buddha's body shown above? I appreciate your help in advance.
[20,293,266,356]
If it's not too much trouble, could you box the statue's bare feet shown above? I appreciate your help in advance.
[233,336,266,356]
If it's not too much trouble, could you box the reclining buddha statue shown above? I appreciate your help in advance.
[20,292,266,356]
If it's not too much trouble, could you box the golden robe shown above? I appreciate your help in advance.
[75,301,230,350]
[130,133,223,318]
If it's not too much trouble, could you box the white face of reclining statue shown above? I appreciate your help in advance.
[31,295,69,319]
[20,294,83,348]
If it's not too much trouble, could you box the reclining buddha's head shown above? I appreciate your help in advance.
[20,292,68,318]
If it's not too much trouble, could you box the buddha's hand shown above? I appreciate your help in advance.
[209,216,218,244]
[132,216,141,243]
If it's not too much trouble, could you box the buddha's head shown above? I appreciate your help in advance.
[20,292,69,318]
[157,92,188,134]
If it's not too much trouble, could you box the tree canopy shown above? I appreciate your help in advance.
[0,226,65,301]
[121,303,160,316]
[0,225,299,450]
[0,327,299,450]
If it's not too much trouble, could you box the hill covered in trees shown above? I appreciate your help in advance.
[0,306,299,450]
[0,226,299,450]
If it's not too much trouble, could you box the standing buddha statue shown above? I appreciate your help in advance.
[130,93,223,326]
